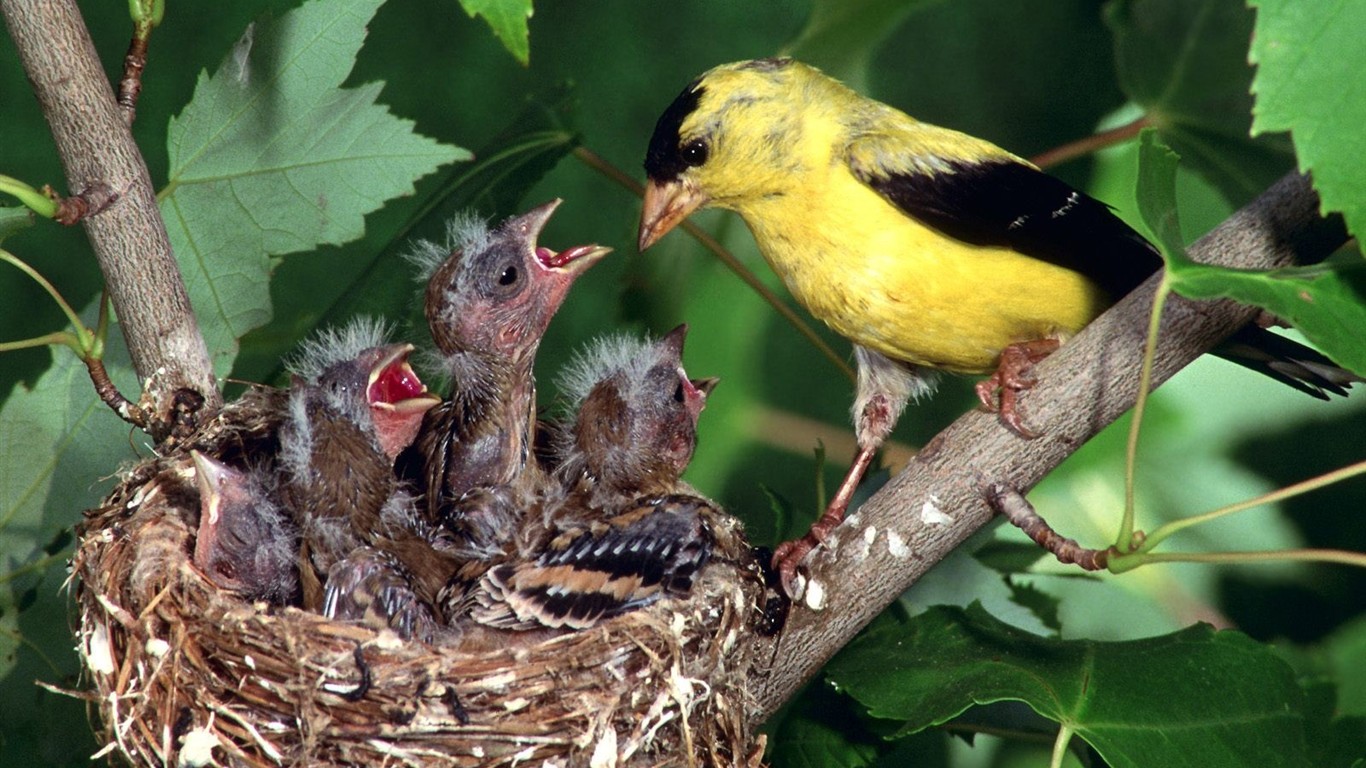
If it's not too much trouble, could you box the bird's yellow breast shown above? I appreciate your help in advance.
[737,165,1110,375]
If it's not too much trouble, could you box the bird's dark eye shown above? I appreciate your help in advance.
[680,139,709,167]
[498,265,519,286]
[673,380,686,403]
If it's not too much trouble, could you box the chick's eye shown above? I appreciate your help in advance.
[498,265,519,286]
[680,139,709,167]
[673,380,686,403]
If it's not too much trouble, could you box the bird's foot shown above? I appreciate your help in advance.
[772,501,849,599]
[975,339,1060,438]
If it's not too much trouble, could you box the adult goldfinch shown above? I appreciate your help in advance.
[638,57,1357,593]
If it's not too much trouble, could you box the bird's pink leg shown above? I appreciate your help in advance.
[974,338,1060,438]
[772,445,877,596]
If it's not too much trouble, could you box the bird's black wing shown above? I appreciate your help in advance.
[847,137,1162,301]
[469,495,715,631]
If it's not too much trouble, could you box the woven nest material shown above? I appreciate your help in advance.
[73,393,769,767]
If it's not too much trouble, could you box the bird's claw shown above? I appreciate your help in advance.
[771,536,817,599]
[976,339,1059,438]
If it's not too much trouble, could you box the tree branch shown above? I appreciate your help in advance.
[2,0,220,420]
[747,171,1347,719]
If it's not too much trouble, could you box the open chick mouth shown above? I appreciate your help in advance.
[367,345,440,413]
[535,244,613,273]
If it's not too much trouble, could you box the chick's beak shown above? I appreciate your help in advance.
[366,344,439,413]
[536,244,613,276]
[691,377,720,399]
[503,198,562,242]
[190,450,228,525]
[639,179,708,251]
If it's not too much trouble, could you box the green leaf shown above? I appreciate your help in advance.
[783,0,940,89]
[971,540,1050,575]
[162,0,467,375]
[1004,578,1062,635]
[0,207,34,243]
[0,303,140,685]
[1164,258,1366,377]
[232,94,579,388]
[1132,129,1186,257]
[1132,129,1366,376]
[1107,0,1294,204]
[829,604,1310,768]
[1249,0,1366,240]
[767,682,888,768]
[457,0,533,65]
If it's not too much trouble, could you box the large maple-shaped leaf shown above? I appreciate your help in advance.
[828,604,1310,767]
[1249,0,1366,241]
[1107,0,1294,206]
[162,0,467,374]
[457,0,533,65]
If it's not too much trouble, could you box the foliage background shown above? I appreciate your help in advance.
[0,0,1362,765]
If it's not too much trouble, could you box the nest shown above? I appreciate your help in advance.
[73,393,770,767]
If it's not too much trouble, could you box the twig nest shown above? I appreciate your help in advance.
[74,393,769,767]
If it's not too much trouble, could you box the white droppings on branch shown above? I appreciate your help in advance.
[804,579,827,611]
[920,494,952,525]
[887,530,910,559]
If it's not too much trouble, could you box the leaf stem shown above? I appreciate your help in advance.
[1030,114,1152,170]
[0,174,59,218]
[1110,547,1366,573]
[1136,458,1366,553]
[0,248,92,350]
[572,146,855,382]
[1117,274,1171,551]
[1050,724,1075,768]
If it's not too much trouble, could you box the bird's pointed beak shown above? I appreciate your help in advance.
[190,450,229,525]
[639,179,708,251]
[536,244,613,276]
[690,377,720,399]
[503,198,562,241]
[660,323,689,358]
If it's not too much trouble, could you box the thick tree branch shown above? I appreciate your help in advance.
[2,0,220,419]
[747,172,1347,719]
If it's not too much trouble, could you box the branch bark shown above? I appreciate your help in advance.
[747,171,1347,719]
[2,0,219,417]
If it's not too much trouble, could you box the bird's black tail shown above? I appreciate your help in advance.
[1214,325,1362,399]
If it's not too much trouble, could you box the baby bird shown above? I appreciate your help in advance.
[549,324,717,511]
[453,326,722,631]
[190,451,298,604]
[322,543,439,643]
[402,200,610,551]
[638,56,1361,593]
[278,319,441,608]
[469,496,717,631]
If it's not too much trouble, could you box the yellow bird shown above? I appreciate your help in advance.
[637,57,1357,592]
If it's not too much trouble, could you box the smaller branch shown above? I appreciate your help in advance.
[117,31,150,125]
[119,0,163,124]
[987,484,1110,570]
[86,356,150,429]
[3,0,221,421]
[50,181,118,225]
[572,146,856,382]
[1030,115,1152,170]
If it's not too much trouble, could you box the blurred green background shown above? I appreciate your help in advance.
[1,0,1362,765]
